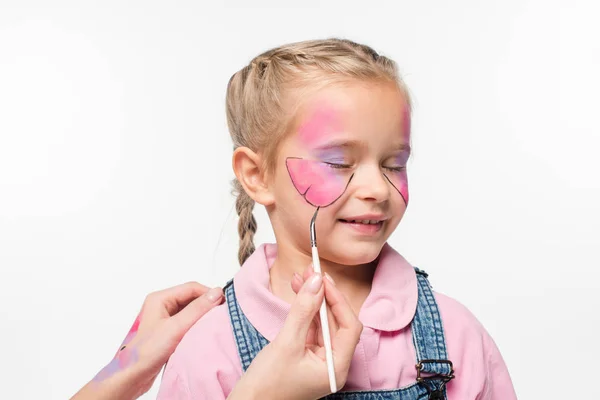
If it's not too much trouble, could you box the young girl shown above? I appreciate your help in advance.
[157,38,516,399]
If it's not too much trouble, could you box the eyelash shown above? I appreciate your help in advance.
[324,162,352,169]
[383,166,406,172]
[324,162,406,172]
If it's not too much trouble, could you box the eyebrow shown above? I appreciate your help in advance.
[314,139,411,152]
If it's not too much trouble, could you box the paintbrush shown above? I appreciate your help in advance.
[310,206,337,393]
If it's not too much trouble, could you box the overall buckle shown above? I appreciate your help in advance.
[416,359,455,399]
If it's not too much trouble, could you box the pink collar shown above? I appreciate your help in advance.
[234,243,418,341]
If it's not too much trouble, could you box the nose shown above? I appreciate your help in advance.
[352,164,391,203]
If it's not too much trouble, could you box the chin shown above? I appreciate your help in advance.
[320,239,385,266]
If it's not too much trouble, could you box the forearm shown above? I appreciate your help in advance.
[70,367,149,400]
[227,376,317,400]
[227,376,275,400]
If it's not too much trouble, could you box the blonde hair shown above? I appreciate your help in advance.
[226,38,410,266]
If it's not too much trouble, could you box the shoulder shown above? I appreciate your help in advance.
[158,302,243,399]
[433,292,517,399]
[434,292,488,339]
[433,291,497,359]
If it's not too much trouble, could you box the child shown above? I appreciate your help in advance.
[157,38,517,399]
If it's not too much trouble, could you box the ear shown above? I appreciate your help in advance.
[232,147,275,206]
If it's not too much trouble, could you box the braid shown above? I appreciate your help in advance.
[232,178,257,266]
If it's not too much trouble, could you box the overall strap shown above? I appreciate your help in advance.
[224,280,270,371]
[411,267,455,398]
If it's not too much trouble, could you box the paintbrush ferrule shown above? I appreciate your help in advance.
[310,207,320,247]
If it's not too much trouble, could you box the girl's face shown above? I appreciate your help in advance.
[269,80,411,266]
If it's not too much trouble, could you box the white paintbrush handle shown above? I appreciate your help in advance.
[312,246,337,393]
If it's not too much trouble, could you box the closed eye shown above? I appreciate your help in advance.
[383,166,406,172]
[324,162,352,169]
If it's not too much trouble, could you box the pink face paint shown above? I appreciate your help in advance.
[402,105,411,140]
[382,150,410,205]
[383,170,409,205]
[382,106,411,205]
[297,106,343,147]
[286,157,353,207]
[289,104,411,208]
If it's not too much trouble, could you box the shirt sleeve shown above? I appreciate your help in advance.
[156,357,229,400]
[155,304,241,399]
[479,332,518,400]
[156,367,191,400]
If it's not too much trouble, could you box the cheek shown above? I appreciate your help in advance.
[384,170,409,205]
[286,158,351,207]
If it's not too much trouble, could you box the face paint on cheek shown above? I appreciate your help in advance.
[383,170,409,205]
[383,151,410,205]
[286,157,353,207]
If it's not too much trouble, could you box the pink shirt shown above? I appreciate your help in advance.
[157,243,516,399]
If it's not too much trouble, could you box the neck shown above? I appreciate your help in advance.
[269,240,376,316]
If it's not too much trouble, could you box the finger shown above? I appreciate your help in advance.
[152,282,212,316]
[314,304,337,349]
[302,263,315,282]
[291,263,312,294]
[169,287,224,337]
[291,272,304,294]
[279,273,324,346]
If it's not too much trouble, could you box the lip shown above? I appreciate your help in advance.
[338,219,385,235]
[339,214,388,222]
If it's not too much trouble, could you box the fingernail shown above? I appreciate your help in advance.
[206,287,223,302]
[307,274,323,293]
[324,273,336,286]
[293,272,302,282]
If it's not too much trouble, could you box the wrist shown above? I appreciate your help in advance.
[227,377,265,400]
[72,364,149,400]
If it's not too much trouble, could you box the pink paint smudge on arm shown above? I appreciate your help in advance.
[93,313,142,382]
[93,346,140,382]
[286,158,353,207]
[119,313,141,348]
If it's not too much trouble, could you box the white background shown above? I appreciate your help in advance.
[1,1,598,398]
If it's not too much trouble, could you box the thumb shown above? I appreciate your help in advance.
[279,273,324,346]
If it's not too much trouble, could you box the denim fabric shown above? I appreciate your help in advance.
[225,267,453,400]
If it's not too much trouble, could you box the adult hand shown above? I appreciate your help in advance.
[71,282,224,400]
[228,267,363,400]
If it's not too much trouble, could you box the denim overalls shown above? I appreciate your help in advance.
[224,268,455,400]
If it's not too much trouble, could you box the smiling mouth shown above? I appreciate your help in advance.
[338,219,383,225]
[337,218,385,235]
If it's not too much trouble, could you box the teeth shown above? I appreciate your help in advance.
[347,220,380,224]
